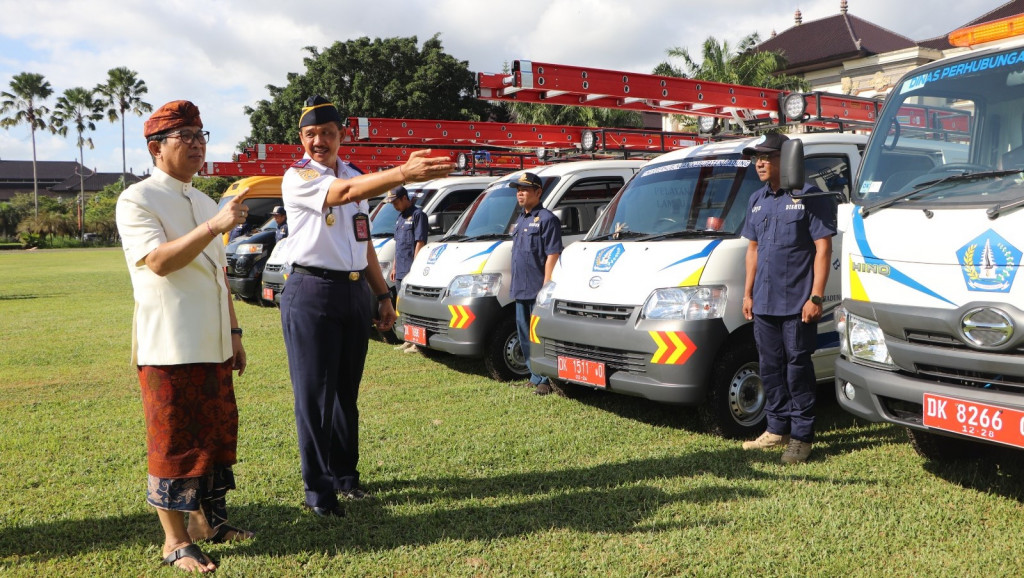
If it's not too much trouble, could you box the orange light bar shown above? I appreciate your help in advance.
[948,13,1024,47]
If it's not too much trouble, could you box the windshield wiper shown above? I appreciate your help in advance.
[441,233,466,241]
[461,233,511,242]
[862,169,1021,218]
[640,229,732,242]
[371,232,394,238]
[586,230,648,241]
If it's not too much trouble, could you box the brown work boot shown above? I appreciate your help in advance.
[781,439,812,464]
[741,431,790,450]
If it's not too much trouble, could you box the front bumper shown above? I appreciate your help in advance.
[835,358,1024,429]
[397,288,503,357]
[529,303,729,405]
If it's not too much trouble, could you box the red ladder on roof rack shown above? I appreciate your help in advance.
[477,60,880,130]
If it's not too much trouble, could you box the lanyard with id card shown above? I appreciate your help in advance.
[353,212,370,241]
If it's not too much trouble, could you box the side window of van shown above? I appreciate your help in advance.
[556,176,626,234]
[804,155,853,201]
[435,188,485,232]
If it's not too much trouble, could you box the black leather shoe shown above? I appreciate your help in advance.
[303,502,345,517]
[339,487,372,501]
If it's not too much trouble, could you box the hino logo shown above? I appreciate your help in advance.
[961,307,1014,348]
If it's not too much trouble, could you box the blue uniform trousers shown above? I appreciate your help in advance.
[515,299,548,385]
[753,313,817,443]
[281,271,370,508]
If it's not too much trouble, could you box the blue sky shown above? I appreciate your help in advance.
[0,0,1006,175]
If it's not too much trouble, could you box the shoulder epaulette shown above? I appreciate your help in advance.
[291,158,311,168]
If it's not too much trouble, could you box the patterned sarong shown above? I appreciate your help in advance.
[138,360,238,478]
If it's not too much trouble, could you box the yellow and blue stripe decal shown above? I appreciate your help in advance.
[373,237,392,250]
[659,239,721,287]
[463,241,504,274]
[850,209,953,305]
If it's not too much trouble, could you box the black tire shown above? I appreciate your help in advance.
[699,341,767,439]
[907,428,980,462]
[483,315,530,382]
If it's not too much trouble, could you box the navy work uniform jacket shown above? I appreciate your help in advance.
[509,207,563,301]
[740,182,837,316]
[393,206,428,282]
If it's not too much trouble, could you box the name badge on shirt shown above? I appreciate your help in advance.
[353,212,370,242]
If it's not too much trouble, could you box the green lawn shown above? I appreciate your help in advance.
[2,248,1023,577]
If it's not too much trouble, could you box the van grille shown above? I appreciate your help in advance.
[405,285,445,300]
[545,339,648,375]
[555,300,635,322]
[913,363,1024,394]
[404,314,449,335]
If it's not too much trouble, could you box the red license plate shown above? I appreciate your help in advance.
[923,393,1024,449]
[557,355,606,388]
[262,287,274,301]
[404,324,428,346]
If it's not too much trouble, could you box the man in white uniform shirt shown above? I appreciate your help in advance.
[280,96,453,517]
[116,100,253,573]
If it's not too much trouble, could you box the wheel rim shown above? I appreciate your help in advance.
[504,332,529,375]
[727,362,765,426]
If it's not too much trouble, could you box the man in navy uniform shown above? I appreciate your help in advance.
[387,185,428,353]
[509,172,563,395]
[739,132,836,464]
[270,205,288,242]
[280,95,453,517]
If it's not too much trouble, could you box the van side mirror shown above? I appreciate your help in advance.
[552,207,580,234]
[779,139,805,190]
[427,213,442,234]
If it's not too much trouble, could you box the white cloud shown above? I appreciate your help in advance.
[0,0,1006,172]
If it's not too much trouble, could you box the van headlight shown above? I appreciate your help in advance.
[641,286,727,320]
[448,273,502,298]
[536,281,557,308]
[235,243,264,255]
[841,311,894,367]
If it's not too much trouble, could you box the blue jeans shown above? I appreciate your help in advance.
[515,299,548,385]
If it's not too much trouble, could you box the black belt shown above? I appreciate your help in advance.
[292,265,363,281]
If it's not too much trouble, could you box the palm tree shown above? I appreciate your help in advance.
[0,72,54,218]
[52,87,105,238]
[664,33,808,91]
[96,67,152,188]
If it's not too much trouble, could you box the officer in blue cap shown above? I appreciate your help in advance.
[739,132,836,464]
[508,172,563,395]
[386,185,428,353]
[279,95,453,517]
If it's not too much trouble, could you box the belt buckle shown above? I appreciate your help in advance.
[348,271,360,281]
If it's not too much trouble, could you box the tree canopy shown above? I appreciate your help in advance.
[243,35,496,148]
[658,33,808,91]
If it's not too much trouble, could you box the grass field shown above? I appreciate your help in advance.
[2,248,1024,577]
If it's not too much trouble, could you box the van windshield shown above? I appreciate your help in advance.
[589,155,760,239]
[857,45,1024,209]
[444,176,559,240]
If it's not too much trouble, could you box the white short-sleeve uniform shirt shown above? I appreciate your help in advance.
[280,156,369,271]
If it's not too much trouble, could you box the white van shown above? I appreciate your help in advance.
[529,134,866,438]
[371,175,495,292]
[395,159,644,380]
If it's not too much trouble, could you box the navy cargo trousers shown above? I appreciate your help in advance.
[753,313,818,443]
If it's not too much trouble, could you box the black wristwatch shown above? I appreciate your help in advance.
[231,327,243,337]
[377,292,392,301]
[809,295,823,306]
